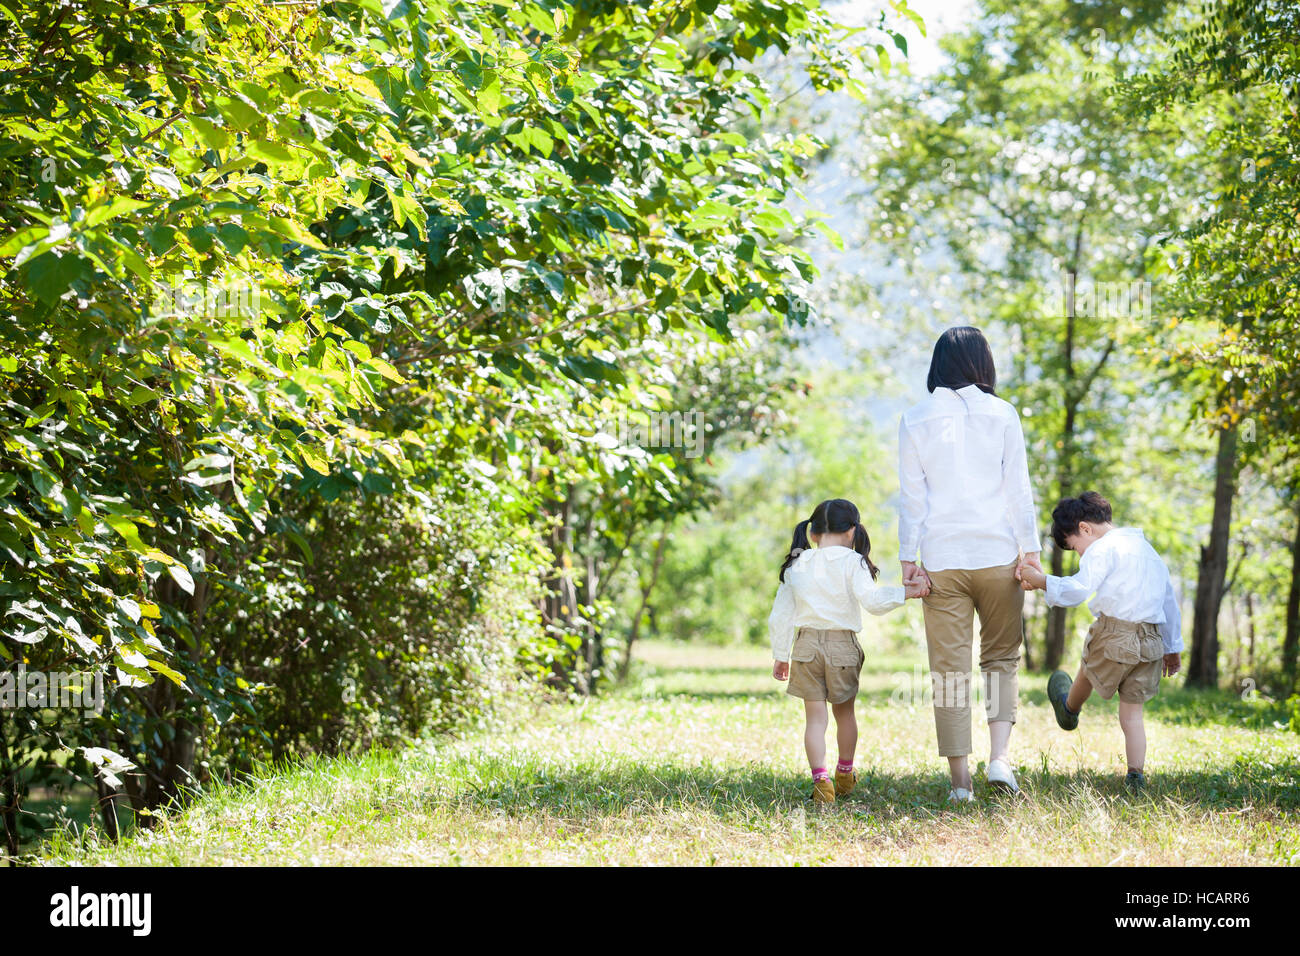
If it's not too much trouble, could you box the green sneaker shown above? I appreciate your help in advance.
[1125,770,1146,793]
[1047,670,1078,731]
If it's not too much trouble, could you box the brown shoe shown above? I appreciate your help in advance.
[834,769,858,797]
[812,778,835,806]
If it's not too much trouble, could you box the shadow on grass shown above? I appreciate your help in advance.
[634,679,1298,733]
[1018,671,1295,730]
[424,750,1300,824]
[648,690,784,701]
[436,761,955,821]
[636,665,771,678]
[1144,686,1292,729]
[639,658,1293,730]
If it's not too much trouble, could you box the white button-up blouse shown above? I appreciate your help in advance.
[767,546,906,662]
[897,384,1040,572]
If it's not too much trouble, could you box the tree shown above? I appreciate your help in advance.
[1120,0,1300,690]
[850,0,1210,669]
[0,0,923,852]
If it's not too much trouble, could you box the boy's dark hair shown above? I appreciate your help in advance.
[779,498,879,582]
[1051,491,1113,549]
[926,326,997,395]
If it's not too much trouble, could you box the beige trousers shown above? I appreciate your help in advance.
[921,560,1023,757]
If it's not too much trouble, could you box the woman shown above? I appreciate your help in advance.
[897,326,1041,802]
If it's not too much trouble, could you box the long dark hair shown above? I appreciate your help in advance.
[778,498,880,582]
[926,326,997,395]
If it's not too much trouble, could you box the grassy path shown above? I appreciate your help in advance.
[43,640,1300,865]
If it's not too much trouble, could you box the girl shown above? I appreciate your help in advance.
[769,498,927,806]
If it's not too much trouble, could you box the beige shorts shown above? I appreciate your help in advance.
[1081,614,1164,703]
[787,627,864,703]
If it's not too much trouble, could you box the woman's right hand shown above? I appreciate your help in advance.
[904,579,930,599]
[902,561,932,598]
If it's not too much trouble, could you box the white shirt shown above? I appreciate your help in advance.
[767,546,906,662]
[1044,527,1184,653]
[898,385,1039,571]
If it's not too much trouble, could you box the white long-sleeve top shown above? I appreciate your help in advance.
[767,545,906,662]
[898,384,1040,571]
[1043,526,1184,654]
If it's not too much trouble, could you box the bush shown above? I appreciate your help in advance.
[198,484,550,775]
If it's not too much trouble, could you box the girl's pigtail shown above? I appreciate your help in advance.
[852,523,880,580]
[779,519,812,582]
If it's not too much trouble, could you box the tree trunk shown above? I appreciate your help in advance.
[1245,589,1256,675]
[1021,594,1035,671]
[1186,426,1237,688]
[1282,505,1300,692]
[1228,594,1241,688]
[0,708,19,865]
[585,537,602,690]
[96,776,122,842]
[1044,544,1067,671]
[1045,288,1078,674]
[541,484,582,691]
[620,525,669,681]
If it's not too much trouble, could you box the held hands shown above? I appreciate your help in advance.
[772,660,789,681]
[1014,551,1045,591]
[901,560,932,599]
[1162,652,1181,677]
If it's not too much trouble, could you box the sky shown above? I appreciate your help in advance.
[720,0,985,492]
[827,0,978,77]
[794,0,988,407]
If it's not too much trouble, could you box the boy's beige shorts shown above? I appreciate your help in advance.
[786,627,864,704]
[1081,613,1164,703]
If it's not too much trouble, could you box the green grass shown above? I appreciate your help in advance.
[37,639,1300,866]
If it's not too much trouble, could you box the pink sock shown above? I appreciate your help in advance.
[811,767,829,782]
[836,758,854,773]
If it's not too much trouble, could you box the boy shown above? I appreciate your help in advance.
[1015,491,1182,791]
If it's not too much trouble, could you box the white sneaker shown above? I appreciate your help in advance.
[987,758,1019,793]
[947,787,974,803]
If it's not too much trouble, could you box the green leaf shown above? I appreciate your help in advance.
[214,94,262,130]
[267,216,326,249]
[147,657,188,687]
[84,197,150,228]
[25,251,89,304]
[0,223,47,257]
[479,71,501,114]
[148,167,183,197]
[247,139,297,167]
[300,446,329,474]
[167,562,195,596]
[124,386,160,406]
[366,357,405,383]
[190,116,230,150]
